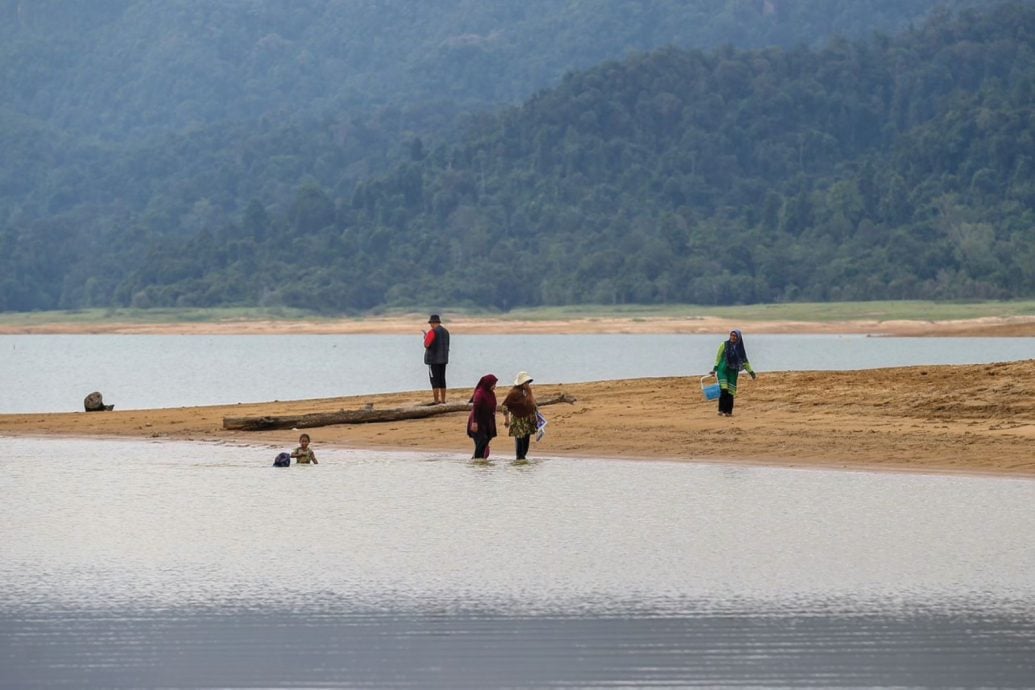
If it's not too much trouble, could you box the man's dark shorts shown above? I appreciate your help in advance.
[429,363,447,389]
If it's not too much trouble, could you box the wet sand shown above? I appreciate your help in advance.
[1,316,1032,477]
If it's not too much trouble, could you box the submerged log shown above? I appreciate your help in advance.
[223,393,578,431]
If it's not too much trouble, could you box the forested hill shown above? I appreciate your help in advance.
[2,1,1034,312]
[3,0,973,139]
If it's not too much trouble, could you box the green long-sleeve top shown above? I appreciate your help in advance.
[713,342,755,376]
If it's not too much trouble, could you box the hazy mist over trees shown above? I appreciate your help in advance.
[1,0,1031,312]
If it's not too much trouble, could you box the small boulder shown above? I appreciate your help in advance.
[83,391,114,412]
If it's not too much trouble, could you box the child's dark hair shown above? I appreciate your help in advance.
[299,433,311,442]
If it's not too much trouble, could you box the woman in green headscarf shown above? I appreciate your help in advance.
[711,329,757,417]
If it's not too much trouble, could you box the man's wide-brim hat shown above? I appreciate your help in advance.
[428,314,441,323]
[514,371,533,386]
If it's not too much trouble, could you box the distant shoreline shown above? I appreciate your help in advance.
[2,314,1035,336]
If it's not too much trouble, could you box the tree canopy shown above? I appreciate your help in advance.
[1,0,1032,312]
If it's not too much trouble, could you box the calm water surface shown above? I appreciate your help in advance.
[2,437,1034,687]
[1,333,1032,412]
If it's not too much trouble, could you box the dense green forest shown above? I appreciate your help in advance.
[3,0,973,139]
[1,0,1032,311]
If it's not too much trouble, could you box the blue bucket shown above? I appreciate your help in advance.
[700,375,721,401]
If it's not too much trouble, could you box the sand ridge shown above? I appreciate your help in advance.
[2,359,1033,478]
[3,314,1035,336]
[2,315,1032,475]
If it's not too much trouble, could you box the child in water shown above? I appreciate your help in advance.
[290,433,319,464]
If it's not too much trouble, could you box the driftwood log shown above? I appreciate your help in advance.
[223,393,578,431]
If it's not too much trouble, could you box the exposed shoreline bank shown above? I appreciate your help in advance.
[2,314,1035,336]
[3,360,1033,478]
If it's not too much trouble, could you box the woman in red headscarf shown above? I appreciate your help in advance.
[467,374,499,459]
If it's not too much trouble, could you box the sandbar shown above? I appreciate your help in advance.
[2,357,1032,477]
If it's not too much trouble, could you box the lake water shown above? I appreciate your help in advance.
[2,437,1034,688]
[3,334,1034,686]
[1,333,1032,412]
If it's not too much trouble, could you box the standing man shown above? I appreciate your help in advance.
[423,313,450,404]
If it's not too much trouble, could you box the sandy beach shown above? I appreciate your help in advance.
[1,316,1032,477]
[3,313,1035,336]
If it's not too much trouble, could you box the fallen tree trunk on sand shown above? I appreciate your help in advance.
[223,393,578,431]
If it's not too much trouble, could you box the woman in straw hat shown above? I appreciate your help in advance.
[501,371,538,461]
